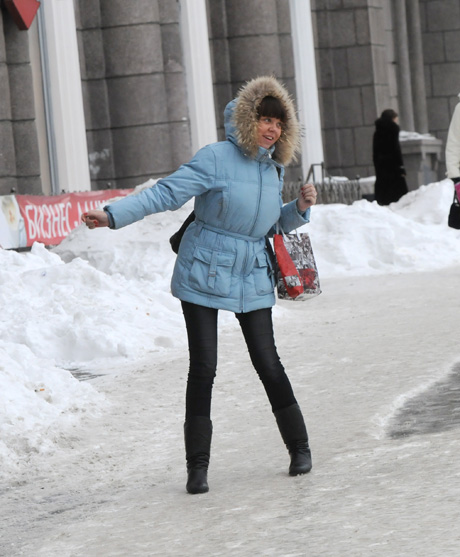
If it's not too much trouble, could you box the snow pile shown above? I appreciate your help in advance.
[0,244,106,477]
[1,179,459,478]
[309,179,460,277]
[399,130,438,142]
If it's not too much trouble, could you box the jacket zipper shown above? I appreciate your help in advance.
[248,158,264,237]
[241,153,270,311]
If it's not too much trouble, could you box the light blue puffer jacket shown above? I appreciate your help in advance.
[105,77,311,313]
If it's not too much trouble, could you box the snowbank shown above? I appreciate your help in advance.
[308,179,460,277]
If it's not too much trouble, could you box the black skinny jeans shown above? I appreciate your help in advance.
[181,301,297,419]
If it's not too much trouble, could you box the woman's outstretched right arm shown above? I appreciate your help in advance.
[96,146,216,230]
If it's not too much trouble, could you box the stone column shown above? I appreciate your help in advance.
[4,18,41,194]
[289,0,324,179]
[397,0,441,190]
[77,0,114,189]
[0,10,17,195]
[224,0,282,88]
[406,0,428,133]
[99,0,192,187]
[393,0,415,131]
[179,0,217,153]
[208,0,300,180]
[39,0,90,192]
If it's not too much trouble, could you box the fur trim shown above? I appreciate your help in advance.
[233,76,301,165]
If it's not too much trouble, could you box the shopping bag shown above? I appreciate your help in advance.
[448,192,460,230]
[273,230,321,301]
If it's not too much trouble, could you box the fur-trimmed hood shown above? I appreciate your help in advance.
[223,76,301,166]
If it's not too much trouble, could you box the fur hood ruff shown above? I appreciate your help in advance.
[230,76,301,166]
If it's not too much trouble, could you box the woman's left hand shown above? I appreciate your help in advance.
[297,183,317,212]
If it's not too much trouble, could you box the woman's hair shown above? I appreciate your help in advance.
[380,108,398,120]
[257,96,287,123]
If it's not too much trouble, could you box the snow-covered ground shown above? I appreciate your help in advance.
[2,179,460,556]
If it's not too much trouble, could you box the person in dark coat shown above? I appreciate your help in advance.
[373,109,408,205]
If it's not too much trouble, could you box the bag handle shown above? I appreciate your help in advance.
[275,221,301,241]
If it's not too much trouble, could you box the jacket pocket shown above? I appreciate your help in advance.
[189,246,236,297]
[253,250,275,295]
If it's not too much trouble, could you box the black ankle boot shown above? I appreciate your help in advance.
[184,416,212,494]
[286,440,312,476]
[274,403,312,476]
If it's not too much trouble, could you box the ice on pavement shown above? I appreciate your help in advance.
[1,178,460,479]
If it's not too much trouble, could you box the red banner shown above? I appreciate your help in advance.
[10,190,132,248]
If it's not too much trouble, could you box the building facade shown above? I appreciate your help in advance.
[1,0,460,197]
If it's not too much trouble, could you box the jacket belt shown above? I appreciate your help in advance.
[194,219,262,243]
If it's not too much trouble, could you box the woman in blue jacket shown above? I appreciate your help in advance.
[82,76,317,494]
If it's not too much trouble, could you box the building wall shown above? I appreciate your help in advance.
[0,7,40,196]
[312,0,460,182]
[76,0,191,189]
[2,1,460,196]
[420,0,460,177]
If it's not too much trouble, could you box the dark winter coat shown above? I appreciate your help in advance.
[373,117,408,205]
[105,76,309,313]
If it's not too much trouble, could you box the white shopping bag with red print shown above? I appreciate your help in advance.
[273,229,321,301]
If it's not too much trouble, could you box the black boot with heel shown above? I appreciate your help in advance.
[275,403,312,476]
[184,416,212,494]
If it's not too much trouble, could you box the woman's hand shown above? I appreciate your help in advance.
[81,210,109,229]
[297,183,317,212]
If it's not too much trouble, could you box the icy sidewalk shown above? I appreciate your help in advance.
[2,266,460,557]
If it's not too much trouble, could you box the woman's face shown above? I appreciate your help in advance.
[257,116,283,149]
